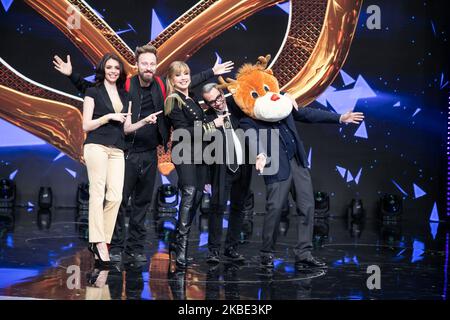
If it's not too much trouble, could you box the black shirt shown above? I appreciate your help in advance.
[129,83,159,152]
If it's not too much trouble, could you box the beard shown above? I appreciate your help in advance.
[139,71,154,83]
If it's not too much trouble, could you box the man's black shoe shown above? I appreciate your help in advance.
[295,256,327,270]
[224,247,245,262]
[260,254,274,269]
[124,252,148,263]
[206,250,220,264]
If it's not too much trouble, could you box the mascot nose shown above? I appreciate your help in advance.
[271,94,280,101]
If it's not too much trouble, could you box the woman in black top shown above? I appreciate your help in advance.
[164,61,230,270]
[83,53,156,267]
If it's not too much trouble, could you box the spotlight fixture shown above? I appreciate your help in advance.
[347,198,364,220]
[314,191,330,218]
[0,179,16,208]
[37,208,52,230]
[38,187,53,209]
[379,194,402,222]
[155,184,178,218]
[200,192,211,215]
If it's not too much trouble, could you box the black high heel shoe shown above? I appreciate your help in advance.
[88,243,112,269]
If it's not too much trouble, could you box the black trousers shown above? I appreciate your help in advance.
[262,158,314,260]
[110,149,157,254]
[208,164,252,251]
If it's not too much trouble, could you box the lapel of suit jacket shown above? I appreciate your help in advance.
[98,83,117,114]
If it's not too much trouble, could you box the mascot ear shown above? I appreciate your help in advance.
[265,69,274,75]
[229,85,237,94]
[218,76,238,94]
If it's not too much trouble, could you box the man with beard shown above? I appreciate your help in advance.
[53,45,233,263]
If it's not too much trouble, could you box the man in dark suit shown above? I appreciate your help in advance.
[201,83,252,264]
[240,94,364,270]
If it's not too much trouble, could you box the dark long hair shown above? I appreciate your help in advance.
[94,53,127,89]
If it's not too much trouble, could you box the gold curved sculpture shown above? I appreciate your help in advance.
[0,0,363,166]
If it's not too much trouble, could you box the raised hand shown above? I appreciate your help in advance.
[340,111,365,124]
[109,113,129,123]
[53,55,73,76]
[143,110,163,124]
[213,112,231,128]
[212,60,234,75]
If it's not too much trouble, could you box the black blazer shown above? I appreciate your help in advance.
[239,107,341,184]
[167,90,209,162]
[84,84,128,150]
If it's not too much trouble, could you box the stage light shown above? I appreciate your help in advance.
[0,208,15,235]
[37,208,52,230]
[155,184,178,218]
[0,179,16,208]
[379,194,402,222]
[314,191,330,218]
[200,192,211,215]
[348,219,364,238]
[76,182,89,211]
[313,218,329,243]
[38,187,53,209]
[347,198,364,220]
[199,213,209,233]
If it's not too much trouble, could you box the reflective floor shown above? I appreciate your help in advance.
[0,207,448,300]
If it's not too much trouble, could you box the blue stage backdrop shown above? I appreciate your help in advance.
[0,1,448,221]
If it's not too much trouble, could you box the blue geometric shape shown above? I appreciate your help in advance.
[336,166,347,178]
[412,108,421,117]
[65,168,77,178]
[276,2,290,14]
[160,174,171,185]
[326,88,360,114]
[91,8,104,19]
[429,222,438,240]
[151,9,165,41]
[1,0,13,12]
[0,119,46,147]
[393,101,401,107]
[307,147,312,169]
[6,234,13,248]
[238,22,248,31]
[163,221,175,231]
[346,170,354,183]
[354,121,368,139]
[440,72,448,89]
[411,240,425,263]
[340,70,356,86]
[53,152,66,162]
[83,74,95,82]
[222,218,228,229]
[0,268,40,289]
[9,169,18,180]
[214,52,222,65]
[392,180,408,196]
[315,86,336,107]
[199,232,208,247]
[27,201,34,207]
[429,202,439,222]
[353,75,377,98]
[413,183,426,199]
[354,168,363,184]
[158,240,167,251]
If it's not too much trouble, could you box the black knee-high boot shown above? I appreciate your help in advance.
[170,185,197,270]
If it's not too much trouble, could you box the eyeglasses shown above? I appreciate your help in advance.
[205,94,224,106]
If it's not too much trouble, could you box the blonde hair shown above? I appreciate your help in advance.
[164,61,190,115]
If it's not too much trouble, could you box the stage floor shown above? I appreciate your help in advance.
[0,207,448,300]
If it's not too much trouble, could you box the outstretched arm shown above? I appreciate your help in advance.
[190,59,234,88]
[53,54,94,94]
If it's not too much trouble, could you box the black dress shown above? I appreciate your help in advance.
[166,90,216,189]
